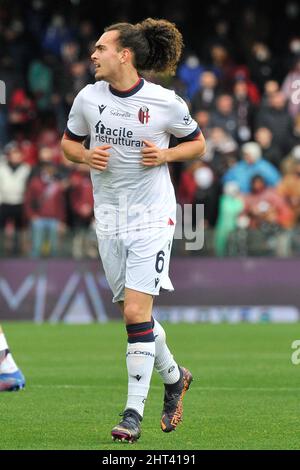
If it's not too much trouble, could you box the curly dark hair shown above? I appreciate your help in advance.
[104,18,184,75]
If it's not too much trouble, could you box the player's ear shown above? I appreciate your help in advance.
[120,48,131,64]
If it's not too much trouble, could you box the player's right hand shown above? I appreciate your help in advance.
[84,145,111,171]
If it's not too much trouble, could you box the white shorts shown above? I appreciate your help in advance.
[97,226,175,303]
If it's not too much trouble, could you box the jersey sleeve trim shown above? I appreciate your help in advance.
[64,127,88,142]
[176,126,202,143]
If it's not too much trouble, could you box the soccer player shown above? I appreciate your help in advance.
[0,325,25,391]
[61,18,206,442]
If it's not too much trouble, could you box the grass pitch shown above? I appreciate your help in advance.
[0,322,299,450]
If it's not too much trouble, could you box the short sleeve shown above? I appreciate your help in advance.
[65,88,89,142]
[166,93,201,142]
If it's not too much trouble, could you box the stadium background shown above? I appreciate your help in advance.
[0,0,300,452]
[1,0,300,322]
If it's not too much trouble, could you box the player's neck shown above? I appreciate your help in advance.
[109,70,141,93]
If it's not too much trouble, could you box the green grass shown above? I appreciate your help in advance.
[0,322,299,450]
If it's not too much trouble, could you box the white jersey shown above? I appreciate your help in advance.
[66,78,201,236]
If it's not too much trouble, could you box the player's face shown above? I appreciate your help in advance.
[91,31,123,82]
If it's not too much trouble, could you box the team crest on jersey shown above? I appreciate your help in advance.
[138,106,150,124]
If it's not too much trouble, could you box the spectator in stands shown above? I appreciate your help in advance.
[254,127,282,169]
[223,141,281,193]
[280,145,300,176]
[233,78,256,143]
[210,94,239,140]
[68,164,94,258]
[204,127,239,178]
[177,53,205,100]
[290,113,300,148]
[255,91,294,154]
[178,161,220,228]
[8,88,36,138]
[260,80,280,108]
[42,15,73,57]
[243,175,295,230]
[281,57,300,118]
[0,142,31,255]
[27,54,54,113]
[277,156,300,223]
[248,42,277,92]
[24,162,66,257]
[191,71,218,113]
[214,182,244,256]
[208,44,235,91]
[194,110,211,137]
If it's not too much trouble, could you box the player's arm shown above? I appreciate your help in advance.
[61,88,111,171]
[142,132,206,166]
[61,134,111,171]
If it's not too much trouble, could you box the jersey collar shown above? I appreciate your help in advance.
[109,77,144,98]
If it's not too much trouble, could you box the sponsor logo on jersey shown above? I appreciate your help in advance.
[98,104,107,115]
[110,108,132,119]
[138,106,150,124]
[94,120,143,147]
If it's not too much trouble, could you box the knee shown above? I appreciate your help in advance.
[124,302,149,325]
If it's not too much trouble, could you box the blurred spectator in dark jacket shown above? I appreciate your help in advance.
[260,80,280,108]
[191,71,218,113]
[208,44,235,91]
[254,127,283,170]
[223,142,281,193]
[255,91,294,154]
[210,94,239,140]
[0,142,30,254]
[233,79,256,143]
[248,42,278,92]
[24,162,66,257]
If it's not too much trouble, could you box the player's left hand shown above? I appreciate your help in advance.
[142,140,167,167]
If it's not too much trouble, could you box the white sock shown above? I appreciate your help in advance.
[153,318,180,385]
[125,341,155,417]
[0,353,19,374]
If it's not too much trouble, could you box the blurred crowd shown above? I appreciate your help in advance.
[1,0,300,257]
